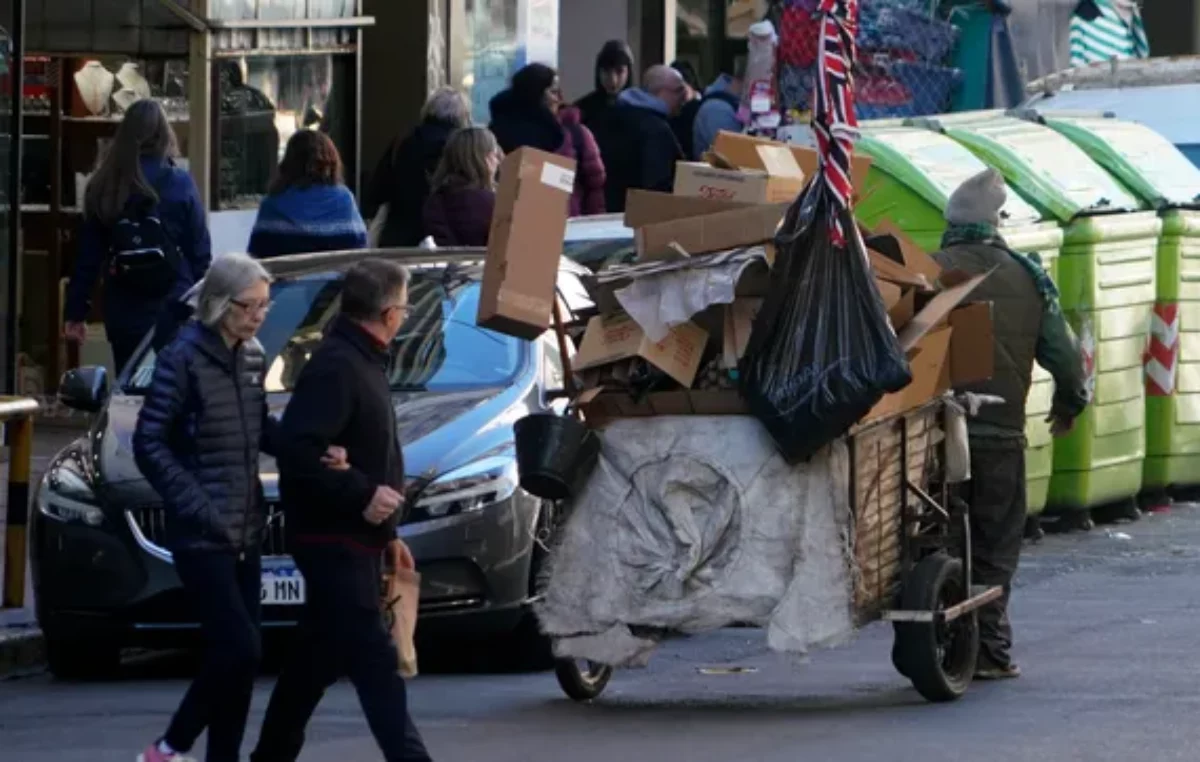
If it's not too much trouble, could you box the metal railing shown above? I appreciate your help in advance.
[1,396,40,609]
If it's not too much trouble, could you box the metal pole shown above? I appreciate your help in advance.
[3,414,32,608]
[4,0,25,395]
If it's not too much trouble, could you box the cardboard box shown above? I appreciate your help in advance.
[711,130,872,194]
[477,147,577,340]
[871,221,943,283]
[674,162,805,205]
[635,203,787,261]
[574,312,709,388]
[869,247,934,291]
[623,190,757,228]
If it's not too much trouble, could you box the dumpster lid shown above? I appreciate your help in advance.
[914,116,1144,222]
[859,126,1043,227]
[1039,116,1200,210]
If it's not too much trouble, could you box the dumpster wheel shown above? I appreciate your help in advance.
[893,554,978,703]
[555,658,613,702]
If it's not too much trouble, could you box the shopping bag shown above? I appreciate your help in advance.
[382,547,420,678]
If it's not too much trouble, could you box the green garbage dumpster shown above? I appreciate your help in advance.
[910,114,1160,525]
[855,124,1064,516]
[1034,114,1200,505]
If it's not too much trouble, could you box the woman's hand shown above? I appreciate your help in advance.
[321,445,350,471]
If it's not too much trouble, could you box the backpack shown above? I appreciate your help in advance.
[107,184,184,300]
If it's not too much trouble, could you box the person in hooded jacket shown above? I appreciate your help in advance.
[574,40,635,131]
[692,58,747,160]
[597,65,687,213]
[489,63,606,216]
[362,87,471,247]
[669,59,704,161]
[248,130,366,258]
[64,99,211,375]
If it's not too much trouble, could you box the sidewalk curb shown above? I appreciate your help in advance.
[0,627,45,677]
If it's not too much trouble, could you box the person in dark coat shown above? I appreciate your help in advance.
[489,63,606,216]
[248,130,366,258]
[598,65,688,213]
[251,259,432,762]
[64,99,211,375]
[422,126,501,247]
[670,59,704,160]
[132,253,348,762]
[574,40,635,131]
[362,87,471,247]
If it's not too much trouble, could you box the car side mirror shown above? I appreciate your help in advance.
[59,366,110,413]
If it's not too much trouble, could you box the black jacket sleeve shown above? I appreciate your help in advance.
[132,344,214,530]
[640,126,682,193]
[64,217,108,323]
[277,360,375,515]
[363,139,396,221]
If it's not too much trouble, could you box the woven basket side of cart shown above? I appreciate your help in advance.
[848,405,945,624]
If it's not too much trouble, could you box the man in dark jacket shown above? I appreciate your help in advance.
[930,169,1090,680]
[596,64,687,213]
[251,259,432,762]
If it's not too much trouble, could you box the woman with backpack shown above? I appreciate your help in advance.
[489,63,606,216]
[64,99,211,375]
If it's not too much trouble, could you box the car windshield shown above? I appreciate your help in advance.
[127,269,526,393]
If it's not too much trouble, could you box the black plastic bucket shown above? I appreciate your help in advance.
[513,413,600,501]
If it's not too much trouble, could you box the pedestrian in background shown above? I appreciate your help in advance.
[422,126,501,247]
[363,87,470,247]
[669,59,704,161]
[251,259,432,762]
[692,57,747,160]
[133,253,346,762]
[489,63,606,216]
[598,64,687,213]
[248,130,366,258]
[574,40,635,131]
[64,99,211,375]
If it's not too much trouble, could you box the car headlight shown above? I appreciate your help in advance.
[38,456,104,526]
[411,455,519,521]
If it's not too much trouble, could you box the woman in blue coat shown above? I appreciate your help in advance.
[63,99,212,375]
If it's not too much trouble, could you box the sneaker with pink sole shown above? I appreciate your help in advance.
[137,743,197,762]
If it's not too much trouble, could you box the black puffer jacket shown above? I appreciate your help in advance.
[133,321,276,553]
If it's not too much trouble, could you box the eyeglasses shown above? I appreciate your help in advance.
[382,303,411,320]
[231,298,272,315]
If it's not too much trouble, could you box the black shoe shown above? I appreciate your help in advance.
[975,662,1021,680]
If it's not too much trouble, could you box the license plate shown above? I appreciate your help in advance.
[261,559,306,605]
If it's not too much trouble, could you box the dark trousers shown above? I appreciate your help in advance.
[963,438,1027,669]
[251,546,431,762]
[165,550,263,762]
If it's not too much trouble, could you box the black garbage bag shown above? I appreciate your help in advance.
[738,180,913,464]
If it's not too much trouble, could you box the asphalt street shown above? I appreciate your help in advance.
[3,505,1199,762]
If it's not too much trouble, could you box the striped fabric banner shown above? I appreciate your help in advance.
[1069,0,1149,66]
[812,0,860,244]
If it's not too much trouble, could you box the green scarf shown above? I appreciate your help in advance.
[941,222,1060,303]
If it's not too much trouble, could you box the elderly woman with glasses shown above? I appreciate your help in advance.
[132,253,344,762]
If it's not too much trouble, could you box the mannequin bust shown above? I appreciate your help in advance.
[112,87,142,113]
[116,62,151,100]
[74,61,115,116]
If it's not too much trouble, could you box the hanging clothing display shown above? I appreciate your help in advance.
[1069,0,1149,65]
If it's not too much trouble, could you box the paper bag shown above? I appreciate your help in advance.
[382,566,420,678]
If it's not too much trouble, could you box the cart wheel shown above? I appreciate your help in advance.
[554,659,613,702]
[894,554,978,703]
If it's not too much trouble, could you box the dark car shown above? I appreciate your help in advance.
[30,248,601,679]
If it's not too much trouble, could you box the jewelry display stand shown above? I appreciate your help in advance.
[73,60,114,116]
[116,62,152,100]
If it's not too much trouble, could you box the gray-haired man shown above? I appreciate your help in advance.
[251,259,431,762]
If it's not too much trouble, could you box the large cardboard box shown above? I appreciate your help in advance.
[477,147,577,340]
[574,312,709,388]
[623,190,757,228]
[711,130,873,194]
[635,203,787,261]
[675,144,805,204]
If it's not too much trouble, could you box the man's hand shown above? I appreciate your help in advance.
[363,485,403,526]
[388,539,416,571]
[321,445,349,471]
[63,321,88,344]
[1047,413,1076,438]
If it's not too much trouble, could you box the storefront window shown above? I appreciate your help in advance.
[217,53,356,209]
[458,0,559,124]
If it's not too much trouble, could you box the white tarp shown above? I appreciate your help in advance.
[535,415,857,668]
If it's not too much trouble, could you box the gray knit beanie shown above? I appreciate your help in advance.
[945,168,1007,227]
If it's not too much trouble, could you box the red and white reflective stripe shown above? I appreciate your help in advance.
[1079,321,1097,403]
[813,0,860,245]
[1145,301,1180,397]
